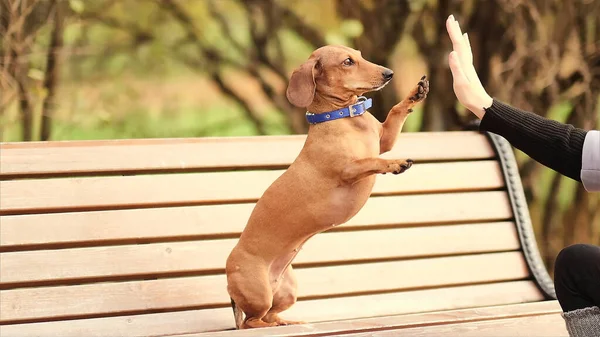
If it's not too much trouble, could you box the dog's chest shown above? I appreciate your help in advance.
[358,123,383,155]
[323,176,376,225]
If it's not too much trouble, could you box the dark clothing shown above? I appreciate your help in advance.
[554,244,600,312]
[480,100,588,182]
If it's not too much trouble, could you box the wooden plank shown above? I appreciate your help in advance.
[0,132,495,177]
[0,301,562,337]
[193,301,563,337]
[296,252,530,298]
[0,276,541,324]
[332,314,567,337]
[1,191,512,249]
[1,222,520,285]
[0,161,504,214]
[282,282,545,329]
[0,307,235,337]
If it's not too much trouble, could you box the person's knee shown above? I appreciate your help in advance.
[554,244,600,312]
[555,244,599,280]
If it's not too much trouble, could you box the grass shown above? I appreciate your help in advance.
[1,104,425,142]
[0,72,297,142]
[1,105,294,142]
[0,69,428,142]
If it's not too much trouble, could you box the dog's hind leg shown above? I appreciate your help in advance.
[227,260,278,329]
[263,265,306,326]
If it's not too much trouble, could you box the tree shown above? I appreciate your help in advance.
[2,0,598,272]
[0,0,63,141]
[408,0,600,271]
[487,0,600,270]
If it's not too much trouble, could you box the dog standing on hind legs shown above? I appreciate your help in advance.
[226,45,429,329]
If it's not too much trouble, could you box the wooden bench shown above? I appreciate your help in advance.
[0,131,568,336]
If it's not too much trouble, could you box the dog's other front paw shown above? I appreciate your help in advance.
[409,75,429,103]
[385,159,414,175]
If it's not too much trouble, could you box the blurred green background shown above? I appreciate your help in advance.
[1,0,599,273]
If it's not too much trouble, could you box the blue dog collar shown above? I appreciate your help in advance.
[306,96,372,124]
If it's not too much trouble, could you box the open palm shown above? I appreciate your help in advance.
[446,15,493,119]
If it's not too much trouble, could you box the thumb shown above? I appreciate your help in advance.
[448,51,469,87]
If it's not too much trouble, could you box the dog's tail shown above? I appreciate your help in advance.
[231,298,244,329]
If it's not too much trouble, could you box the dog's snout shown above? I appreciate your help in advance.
[382,69,394,81]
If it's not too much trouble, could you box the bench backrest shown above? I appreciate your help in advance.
[0,131,554,336]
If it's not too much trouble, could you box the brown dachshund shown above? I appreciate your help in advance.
[226,45,429,329]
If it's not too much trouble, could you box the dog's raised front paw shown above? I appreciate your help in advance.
[409,75,429,103]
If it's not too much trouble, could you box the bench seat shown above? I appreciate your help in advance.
[0,131,568,336]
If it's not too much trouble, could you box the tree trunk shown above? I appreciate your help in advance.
[335,0,409,121]
[420,49,459,131]
[0,0,11,122]
[40,0,64,141]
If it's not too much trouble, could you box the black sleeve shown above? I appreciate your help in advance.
[479,99,587,182]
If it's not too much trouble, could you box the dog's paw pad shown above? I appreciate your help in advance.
[392,160,414,174]
[410,76,430,102]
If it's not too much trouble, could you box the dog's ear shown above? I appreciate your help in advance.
[286,58,319,108]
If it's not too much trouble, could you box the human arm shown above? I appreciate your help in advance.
[446,14,600,190]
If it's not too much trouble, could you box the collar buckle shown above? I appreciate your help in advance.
[349,96,367,117]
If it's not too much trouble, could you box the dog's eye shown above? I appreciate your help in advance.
[342,58,354,67]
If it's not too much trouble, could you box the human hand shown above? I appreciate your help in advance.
[446,15,493,119]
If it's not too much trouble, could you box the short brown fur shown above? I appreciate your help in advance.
[226,45,429,329]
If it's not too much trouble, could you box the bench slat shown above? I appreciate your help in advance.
[1,273,539,323]
[0,132,495,177]
[195,301,563,337]
[1,222,519,285]
[334,313,567,337]
[0,301,562,337]
[0,161,504,214]
[1,191,512,249]
[284,281,544,330]
[296,252,529,298]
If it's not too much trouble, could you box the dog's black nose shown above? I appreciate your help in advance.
[382,69,394,80]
